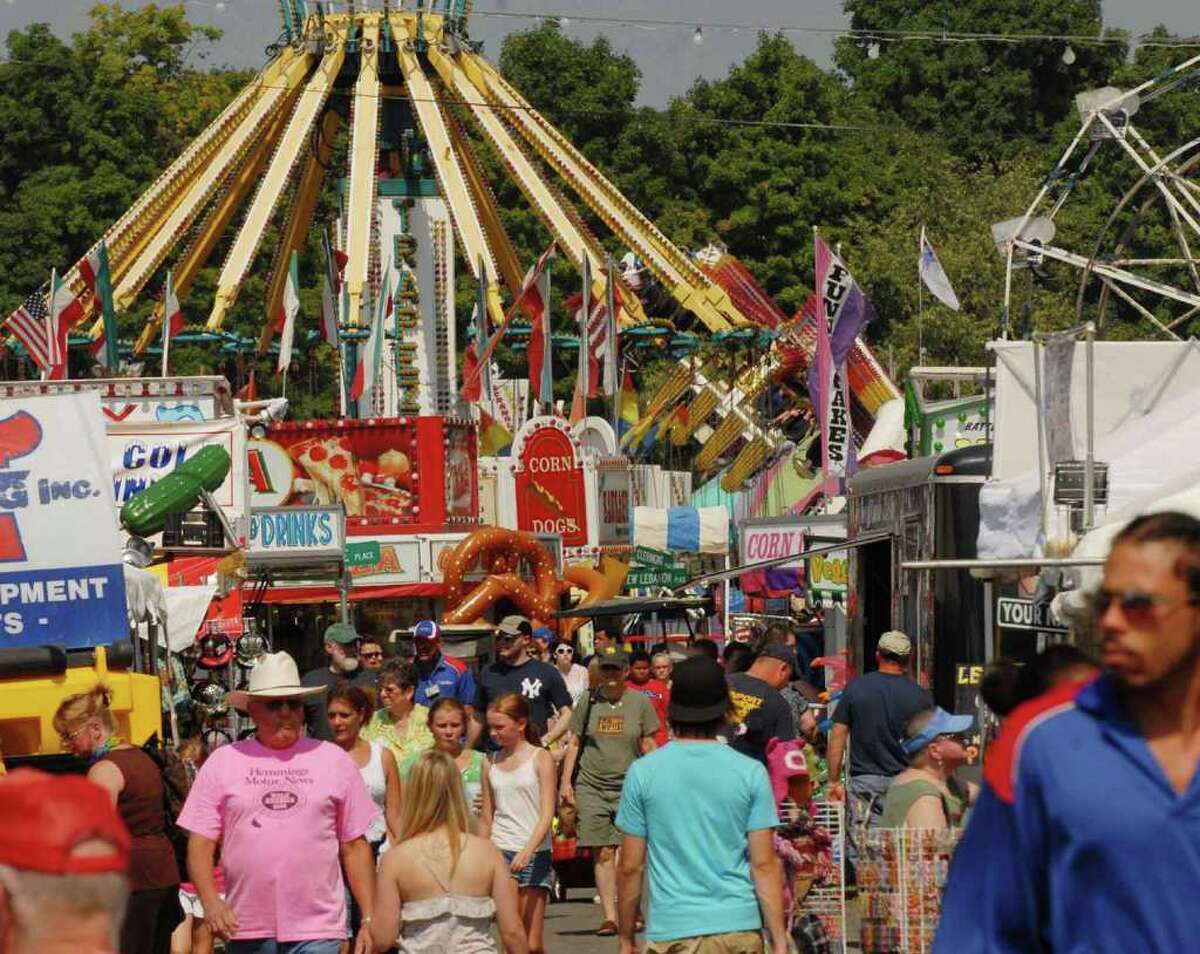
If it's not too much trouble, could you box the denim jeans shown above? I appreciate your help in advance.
[847,772,893,830]
[226,941,344,954]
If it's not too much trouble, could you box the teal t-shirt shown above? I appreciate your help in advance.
[616,741,779,943]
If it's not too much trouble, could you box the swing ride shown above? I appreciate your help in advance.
[21,0,898,489]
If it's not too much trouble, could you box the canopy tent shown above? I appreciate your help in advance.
[633,506,730,555]
[979,380,1200,559]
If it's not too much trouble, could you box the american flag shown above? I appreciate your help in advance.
[3,289,53,370]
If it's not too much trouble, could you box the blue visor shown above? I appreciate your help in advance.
[901,707,975,756]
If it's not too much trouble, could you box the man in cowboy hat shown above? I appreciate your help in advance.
[178,651,380,954]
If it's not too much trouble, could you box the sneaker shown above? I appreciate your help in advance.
[596,920,618,936]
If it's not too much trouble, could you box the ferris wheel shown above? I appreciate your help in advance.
[995,52,1200,338]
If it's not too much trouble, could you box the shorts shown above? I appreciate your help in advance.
[501,849,553,891]
[645,931,765,954]
[178,887,223,920]
[575,783,623,847]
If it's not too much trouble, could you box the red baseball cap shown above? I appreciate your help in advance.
[0,769,131,874]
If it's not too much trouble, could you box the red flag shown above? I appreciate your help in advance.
[236,371,258,402]
[461,341,482,401]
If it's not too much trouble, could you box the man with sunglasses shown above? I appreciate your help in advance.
[937,511,1200,953]
[179,651,380,954]
[468,615,574,749]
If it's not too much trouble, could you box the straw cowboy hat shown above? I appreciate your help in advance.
[227,651,325,712]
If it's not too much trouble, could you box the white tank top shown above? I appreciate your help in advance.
[360,740,388,844]
[488,749,550,853]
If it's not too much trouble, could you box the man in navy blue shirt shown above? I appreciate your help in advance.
[411,619,477,715]
[936,511,1200,953]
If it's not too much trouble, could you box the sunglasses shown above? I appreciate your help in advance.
[554,646,574,656]
[263,698,305,713]
[1095,590,1200,616]
[59,723,93,745]
[360,651,383,660]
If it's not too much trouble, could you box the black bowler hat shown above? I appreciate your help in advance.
[668,656,730,724]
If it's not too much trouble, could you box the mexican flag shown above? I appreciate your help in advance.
[79,241,119,369]
[161,270,184,376]
[350,258,391,407]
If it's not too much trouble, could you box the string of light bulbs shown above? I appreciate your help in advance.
[129,1,1200,52]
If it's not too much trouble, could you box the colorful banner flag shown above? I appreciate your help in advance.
[350,257,390,407]
[616,369,639,441]
[479,407,514,457]
[919,226,960,311]
[526,257,554,404]
[80,242,119,370]
[460,243,556,399]
[461,339,482,402]
[236,370,257,402]
[276,251,300,375]
[319,273,338,345]
[808,233,876,486]
[603,262,618,397]
[160,270,183,377]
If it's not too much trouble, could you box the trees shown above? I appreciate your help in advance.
[834,0,1127,163]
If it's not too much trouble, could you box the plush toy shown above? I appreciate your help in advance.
[766,737,813,808]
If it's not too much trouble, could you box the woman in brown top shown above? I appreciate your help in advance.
[55,685,181,954]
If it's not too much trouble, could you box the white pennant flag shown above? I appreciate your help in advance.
[277,251,300,374]
[919,227,960,311]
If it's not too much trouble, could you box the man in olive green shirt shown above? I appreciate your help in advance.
[561,650,658,937]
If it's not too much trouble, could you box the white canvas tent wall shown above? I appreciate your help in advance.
[980,340,1200,558]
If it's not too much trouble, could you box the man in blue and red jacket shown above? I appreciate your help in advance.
[936,511,1200,953]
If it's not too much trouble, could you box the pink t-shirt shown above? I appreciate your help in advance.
[178,737,378,942]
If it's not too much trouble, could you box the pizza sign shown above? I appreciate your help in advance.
[514,420,589,548]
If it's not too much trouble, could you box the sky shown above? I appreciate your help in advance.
[0,0,1198,106]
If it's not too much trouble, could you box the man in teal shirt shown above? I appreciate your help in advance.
[615,656,787,954]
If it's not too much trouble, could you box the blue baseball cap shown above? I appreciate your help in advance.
[900,707,975,756]
[413,620,441,640]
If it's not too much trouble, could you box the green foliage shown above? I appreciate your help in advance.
[834,0,1127,163]
[1,2,1197,429]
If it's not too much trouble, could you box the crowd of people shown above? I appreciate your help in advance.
[27,509,1200,954]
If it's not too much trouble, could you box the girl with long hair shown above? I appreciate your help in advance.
[481,693,557,954]
[399,698,486,822]
[328,685,402,849]
[54,685,181,954]
[372,751,528,953]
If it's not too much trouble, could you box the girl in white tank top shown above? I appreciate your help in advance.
[481,693,557,954]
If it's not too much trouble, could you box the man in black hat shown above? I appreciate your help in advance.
[615,656,787,954]
[726,643,799,764]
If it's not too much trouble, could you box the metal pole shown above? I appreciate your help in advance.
[983,579,996,663]
[338,568,350,624]
[1032,340,1049,543]
[1084,323,1096,531]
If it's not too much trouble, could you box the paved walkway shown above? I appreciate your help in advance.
[542,891,623,953]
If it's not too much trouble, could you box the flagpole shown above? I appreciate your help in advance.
[43,270,55,382]
[161,273,170,379]
[918,229,924,366]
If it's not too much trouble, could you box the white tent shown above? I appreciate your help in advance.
[979,379,1200,559]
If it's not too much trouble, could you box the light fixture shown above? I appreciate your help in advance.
[693,26,704,46]
[867,41,881,60]
[1062,44,1077,65]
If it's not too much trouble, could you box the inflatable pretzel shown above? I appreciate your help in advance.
[440,527,627,636]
